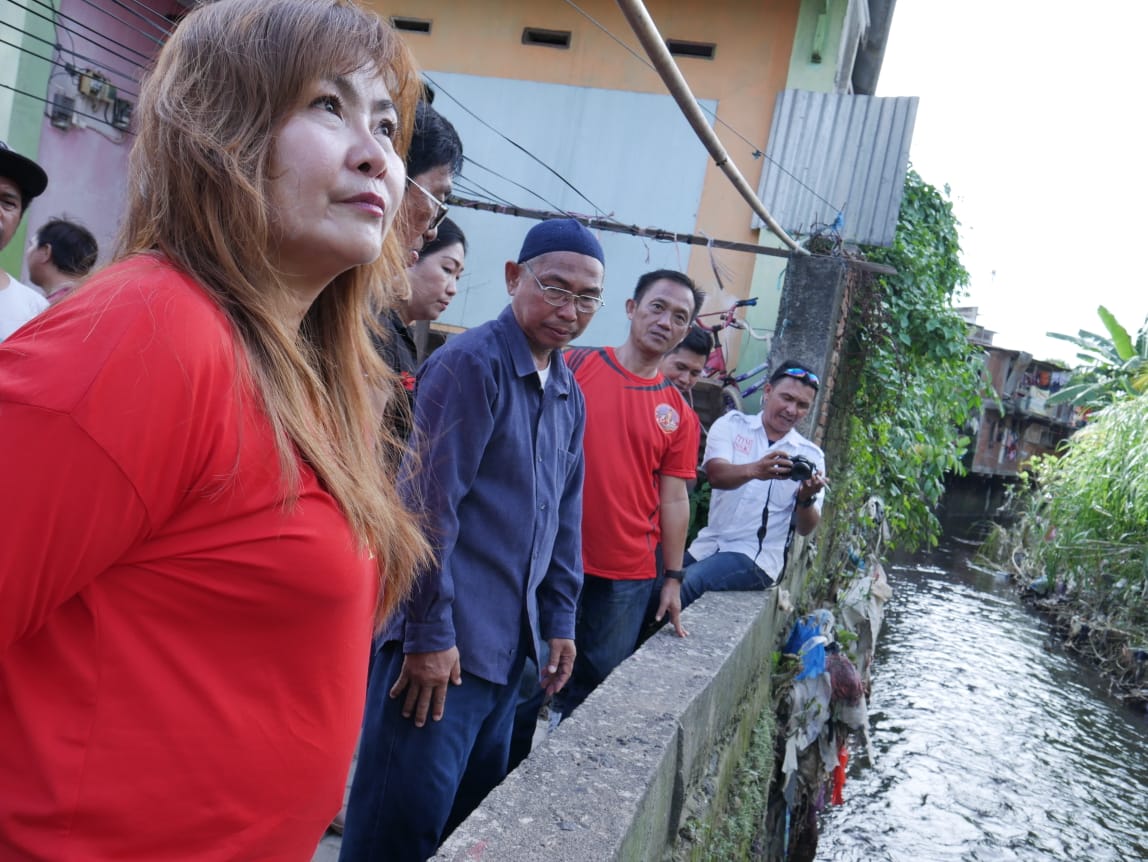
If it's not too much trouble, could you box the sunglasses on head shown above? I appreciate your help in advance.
[778,367,820,390]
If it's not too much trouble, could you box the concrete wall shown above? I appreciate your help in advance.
[434,542,818,862]
[765,253,851,436]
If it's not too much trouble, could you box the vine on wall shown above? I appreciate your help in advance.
[821,170,982,573]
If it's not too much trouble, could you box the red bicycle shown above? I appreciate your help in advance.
[694,297,773,414]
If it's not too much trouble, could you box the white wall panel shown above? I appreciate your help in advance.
[426,71,716,346]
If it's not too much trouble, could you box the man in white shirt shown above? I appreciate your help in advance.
[0,141,49,341]
[681,361,827,607]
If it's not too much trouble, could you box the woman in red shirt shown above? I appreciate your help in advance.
[0,1,427,858]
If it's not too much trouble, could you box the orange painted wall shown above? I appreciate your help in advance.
[373,0,800,306]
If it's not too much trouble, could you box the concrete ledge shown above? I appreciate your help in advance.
[434,587,788,862]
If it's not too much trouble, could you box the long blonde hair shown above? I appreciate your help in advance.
[119,0,428,620]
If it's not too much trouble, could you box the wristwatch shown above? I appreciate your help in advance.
[796,496,817,509]
[663,569,685,582]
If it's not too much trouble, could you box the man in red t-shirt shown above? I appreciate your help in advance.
[559,269,703,716]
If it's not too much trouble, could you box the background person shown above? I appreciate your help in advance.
[680,362,826,608]
[340,219,605,862]
[556,269,703,719]
[0,2,427,859]
[400,215,466,351]
[659,325,712,398]
[377,101,463,397]
[0,141,49,340]
[24,217,98,305]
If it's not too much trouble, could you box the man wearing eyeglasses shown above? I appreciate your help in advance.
[376,101,462,416]
[340,219,605,862]
[555,270,703,720]
[679,361,827,609]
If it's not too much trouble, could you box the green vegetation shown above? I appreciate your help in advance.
[675,698,776,862]
[977,301,1148,701]
[997,391,1148,633]
[1047,306,1148,409]
[1036,394,1148,630]
[822,170,982,561]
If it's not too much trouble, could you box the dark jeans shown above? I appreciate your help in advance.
[556,574,656,717]
[339,642,526,862]
[679,550,773,608]
[507,641,549,771]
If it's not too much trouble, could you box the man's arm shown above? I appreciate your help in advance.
[391,350,497,726]
[655,473,690,638]
[536,407,586,694]
[705,450,795,489]
[793,449,828,536]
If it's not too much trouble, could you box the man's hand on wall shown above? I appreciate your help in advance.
[655,579,688,638]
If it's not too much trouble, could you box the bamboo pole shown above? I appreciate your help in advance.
[614,0,808,255]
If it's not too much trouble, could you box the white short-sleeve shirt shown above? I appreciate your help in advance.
[0,276,49,342]
[687,410,825,577]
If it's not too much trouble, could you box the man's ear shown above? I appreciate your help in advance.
[505,261,521,297]
[625,297,636,318]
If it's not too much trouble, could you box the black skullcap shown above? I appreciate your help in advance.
[517,218,605,266]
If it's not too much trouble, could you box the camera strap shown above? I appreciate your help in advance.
[755,483,799,583]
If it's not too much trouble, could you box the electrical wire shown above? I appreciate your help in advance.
[561,0,842,215]
[118,0,179,35]
[18,0,153,72]
[1,23,144,94]
[461,156,574,215]
[0,81,133,139]
[452,176,518,210]
[100,0,174,39]
[0,36,140,103]
[422,72,613,221]
[72,0,168,46]
[12,3,152,79]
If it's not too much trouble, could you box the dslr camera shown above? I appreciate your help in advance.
[787,454,818,482]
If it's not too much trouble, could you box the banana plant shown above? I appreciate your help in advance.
[1046,306,1147,409]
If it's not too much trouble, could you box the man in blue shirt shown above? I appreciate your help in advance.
[340,219,606,862]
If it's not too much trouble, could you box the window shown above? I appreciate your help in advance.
[666,39,716,60]
[522,28,572,49]
[391,17,431,34]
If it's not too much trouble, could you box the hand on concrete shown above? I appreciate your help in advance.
[541,638,576,696]
[655,579,688,638]
[389,647,462,727]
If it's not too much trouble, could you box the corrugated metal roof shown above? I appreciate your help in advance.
[754,89,918,247]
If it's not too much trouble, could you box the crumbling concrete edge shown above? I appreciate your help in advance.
[434,556,812,862]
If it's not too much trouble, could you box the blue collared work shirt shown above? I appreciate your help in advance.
[380,305,585,685]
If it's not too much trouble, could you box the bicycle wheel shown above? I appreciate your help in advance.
[721,384,743,414]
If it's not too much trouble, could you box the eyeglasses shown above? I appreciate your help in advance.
[524,262,604,314]
[406,176,449,232]
[778,367,820,389]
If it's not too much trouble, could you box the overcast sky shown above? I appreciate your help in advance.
[875,2,1145,364]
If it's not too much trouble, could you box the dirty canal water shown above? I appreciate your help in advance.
[816,542,1148,862]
